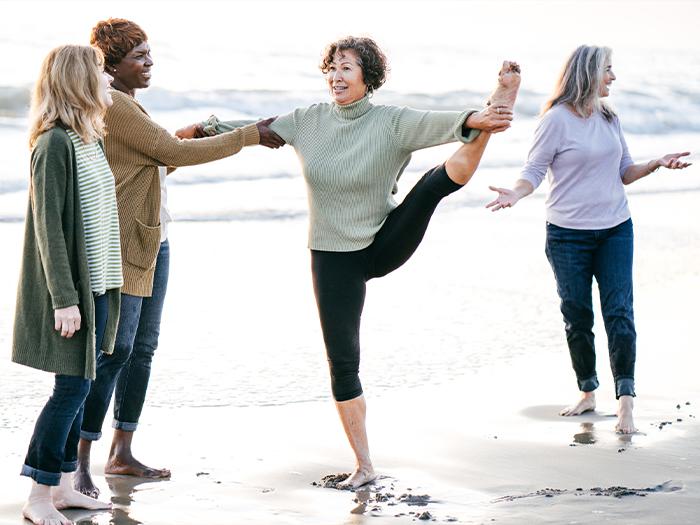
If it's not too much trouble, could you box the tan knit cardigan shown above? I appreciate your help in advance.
[105,90,259,296]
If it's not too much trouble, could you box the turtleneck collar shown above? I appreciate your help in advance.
[332,95,372,120]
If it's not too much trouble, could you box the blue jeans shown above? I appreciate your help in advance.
[80,240,169,440]
[21,293,109,485]
[545,219,636,398]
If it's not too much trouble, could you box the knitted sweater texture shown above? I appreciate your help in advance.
[105,90,260,296]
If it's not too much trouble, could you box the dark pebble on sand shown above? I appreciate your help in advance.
[494,435,498,439]
[686,402,691,405]
[417,511,433,520]
[677,418,683,422]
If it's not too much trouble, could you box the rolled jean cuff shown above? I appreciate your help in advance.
[113,419,138,432]
[61,459,78,473]
[616,378,636,398]
[20,464,61,486]
[80,429,102,441]
[577,375,599,393]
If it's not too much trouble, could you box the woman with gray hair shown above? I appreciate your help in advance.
[487,45,691,434]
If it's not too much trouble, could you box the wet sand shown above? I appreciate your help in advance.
[1,171,699,524]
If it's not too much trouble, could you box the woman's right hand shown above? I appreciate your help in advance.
[54,305,81,338]
[255,117,286,149]
[486,186,521,211]
[175,123,206,139]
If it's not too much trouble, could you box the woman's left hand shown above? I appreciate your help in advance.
[658,151,692,170]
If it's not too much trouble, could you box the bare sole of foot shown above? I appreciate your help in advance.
[488,60,521,110]
[560,393,596,416]
[22,499,72,525]
[337,468,378,490]
[105,457,171,479]
[73,469,100,499]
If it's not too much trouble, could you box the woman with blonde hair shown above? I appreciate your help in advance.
[13,44,119,524]
[487,45,691,433]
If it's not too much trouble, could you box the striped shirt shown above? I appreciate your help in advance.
[209,96,478,251]
[66,129,123,295]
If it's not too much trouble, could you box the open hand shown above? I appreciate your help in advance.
[658,151,692,170]
[256,117,285,149]
[54,305,81,338]
[486,186,520,211]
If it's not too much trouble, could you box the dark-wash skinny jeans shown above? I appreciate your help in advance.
[545,218,636,398]
[81,240,169,440]
[21,293,109,485]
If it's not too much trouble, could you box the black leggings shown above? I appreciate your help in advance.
[311,164,462,401]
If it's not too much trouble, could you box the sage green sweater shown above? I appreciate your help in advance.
[209,96,479,251]
[12,126,121,380]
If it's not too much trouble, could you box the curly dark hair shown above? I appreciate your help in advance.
[319,36,389,94]
[90,18,148,68]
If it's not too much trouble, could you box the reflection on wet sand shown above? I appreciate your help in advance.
[573,422,597,445]
[104,475,168,525]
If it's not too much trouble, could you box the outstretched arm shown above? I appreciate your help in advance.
[486,179,535,211]
[176,116,285,148]
[622,152,692,185]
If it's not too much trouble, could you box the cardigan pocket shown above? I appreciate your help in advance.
[125,219,161,270]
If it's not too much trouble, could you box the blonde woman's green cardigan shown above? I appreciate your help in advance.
[12,126,120,380]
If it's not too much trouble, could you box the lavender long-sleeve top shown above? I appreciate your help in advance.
[519,104,634,230]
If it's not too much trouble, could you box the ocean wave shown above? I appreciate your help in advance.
[2,85,699,134]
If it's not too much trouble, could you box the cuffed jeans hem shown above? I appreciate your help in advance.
[79,429,102,441]
[20,464,61,486]
[616,378,636,399]
[113,419,138,432]
[577,376,599,393]
[60,460,78,472]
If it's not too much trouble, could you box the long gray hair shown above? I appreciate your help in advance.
[542,45,615,122]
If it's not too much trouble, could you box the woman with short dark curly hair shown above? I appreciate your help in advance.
[73,17,283,499]
[189,36,520,488]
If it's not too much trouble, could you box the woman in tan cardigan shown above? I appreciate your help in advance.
[74,18,284,498]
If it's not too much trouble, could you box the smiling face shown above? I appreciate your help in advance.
[110,41,153,93]
[325,49,367,106]
[599,60,616,98]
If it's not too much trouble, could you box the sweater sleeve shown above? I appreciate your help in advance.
[107,92,259,168]
[389,107,480,151]
[201,117,256,136]
[519,110,564,190]
[268,107,312,147]
[616,117,634,178]
[30,132,79,309]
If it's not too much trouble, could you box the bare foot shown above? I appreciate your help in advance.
[22,497,72,525]
[73,467,99,499]
[53,473,111,511]
[105,455,171,479]
[337,467,377,490]
[615,395,637,434]
[488,60,521,111]
[560,391,596,416]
